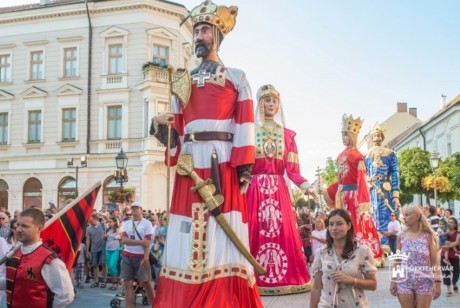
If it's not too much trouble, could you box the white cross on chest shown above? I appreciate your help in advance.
[191,69,211,87]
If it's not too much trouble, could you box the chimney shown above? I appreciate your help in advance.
[409,107,417,118]
[440,94,447,108]
[397,102,408,113]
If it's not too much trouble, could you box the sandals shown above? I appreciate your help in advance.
[90,282,99,288]
[110,284,118,291]
[100,282,107,288]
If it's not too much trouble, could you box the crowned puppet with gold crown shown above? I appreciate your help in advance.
[324,114,383,262]
[364,123,400,254]
[150,1,263,307]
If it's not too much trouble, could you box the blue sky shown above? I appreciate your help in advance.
[3,0,460,180]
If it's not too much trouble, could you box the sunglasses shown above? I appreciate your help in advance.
[390,214,396,217]
[126,214,133,217]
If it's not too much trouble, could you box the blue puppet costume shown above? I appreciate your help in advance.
[364,123,400,247]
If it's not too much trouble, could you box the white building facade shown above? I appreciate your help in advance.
[0,0,195,211]
[393,95,460,214]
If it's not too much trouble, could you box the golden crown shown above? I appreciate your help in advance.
[190,1,238,37]
[371,122,387,136]
[256,84,280,102]
[341,114,363,135]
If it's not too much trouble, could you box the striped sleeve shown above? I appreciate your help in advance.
[229,69,255,167]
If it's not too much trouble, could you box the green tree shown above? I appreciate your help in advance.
[435,152,460,202]
[451,152,460,200]
[398,147,431,204]
[292,188,304,207]
[323,157,338,186]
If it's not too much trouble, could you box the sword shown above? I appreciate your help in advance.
[177,154,266,275]
[369,181,402,223]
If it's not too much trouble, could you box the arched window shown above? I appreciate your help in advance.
[58,177,76,209]
[0,180,8,210]
[23,177,43,210]
[103,176,119,204]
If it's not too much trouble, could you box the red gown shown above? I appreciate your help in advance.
[246,126,311,295]
[153,63,263,308]
[326,147,383,260]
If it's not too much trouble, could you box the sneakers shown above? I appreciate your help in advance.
[447,286,454,297]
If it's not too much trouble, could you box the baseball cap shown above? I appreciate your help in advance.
[131,201,142,208]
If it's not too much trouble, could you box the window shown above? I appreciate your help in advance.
[63,47,77,77]
[109,44,123,74]
[28,110,41,143]
[0,113,7,144]
[107,106,122,139]
[152,45,168,67]
[0,54,11,83]
[30,51,44,80]
[62,108,76,141]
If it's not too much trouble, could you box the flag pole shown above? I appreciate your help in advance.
[0,180,102,265]
[45,180,102,227]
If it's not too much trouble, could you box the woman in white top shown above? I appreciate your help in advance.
[311,218,327,261]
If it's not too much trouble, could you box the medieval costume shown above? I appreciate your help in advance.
[364,123,400,247]
[324,114,383,263]
[246,85,311,295]
[5,241,74,308]
[151,1,262,307]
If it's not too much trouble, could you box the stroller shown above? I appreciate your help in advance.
[110,280,149,307]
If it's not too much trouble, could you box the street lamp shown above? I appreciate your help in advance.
[430,150,440,207]
[67,156,87,197]
[114,148,128,188]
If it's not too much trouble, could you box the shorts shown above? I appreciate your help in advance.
[304,246,312,257]
[397,278,434,296]
[90,251,105,267]
[120,254,151,283]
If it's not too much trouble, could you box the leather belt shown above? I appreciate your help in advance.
[339,184,357,192]
[370,176,389,181]
[184,131,234,142]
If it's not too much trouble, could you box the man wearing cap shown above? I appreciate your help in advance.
[120,201,154,307]
[150,1,262,307]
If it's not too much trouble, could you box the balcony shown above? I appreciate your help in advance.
[101,73,128,89]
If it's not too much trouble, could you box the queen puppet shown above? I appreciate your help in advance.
[246,84,313,295]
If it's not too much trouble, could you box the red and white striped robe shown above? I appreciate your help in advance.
[154,65,263,308]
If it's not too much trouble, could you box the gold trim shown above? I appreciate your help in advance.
[172,69,191,107]
[161,264,256,286]
[189,203,209,271]
[255,124,284,159]
[259,281,311,295]
[287,152,299,164]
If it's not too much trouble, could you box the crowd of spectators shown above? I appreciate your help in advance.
[0,192,168,306]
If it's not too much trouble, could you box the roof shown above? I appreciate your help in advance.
[388,95,460,149]
[386,122,422,149]
[0,0,186,14]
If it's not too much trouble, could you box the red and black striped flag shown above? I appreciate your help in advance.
[41,181,101,270]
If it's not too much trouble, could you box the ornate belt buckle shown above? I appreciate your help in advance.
[190,130,205,142]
